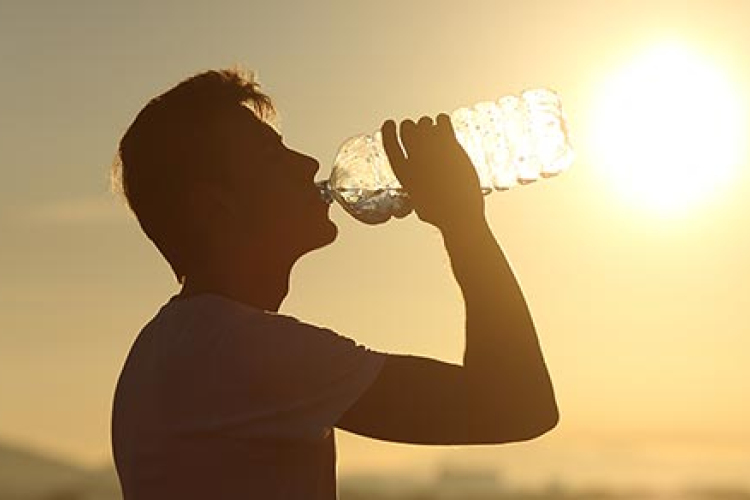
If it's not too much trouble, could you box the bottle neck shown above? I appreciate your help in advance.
[315,180,334,205]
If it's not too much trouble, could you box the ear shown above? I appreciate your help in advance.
[186,181,257,232]
[184,181,230,226]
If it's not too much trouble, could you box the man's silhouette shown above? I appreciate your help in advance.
[111,69,558,500]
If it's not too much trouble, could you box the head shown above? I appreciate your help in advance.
[114,68,336,284]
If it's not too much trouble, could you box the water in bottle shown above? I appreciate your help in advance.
[317,88,574,224]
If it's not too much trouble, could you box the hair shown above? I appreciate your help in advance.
[112,68,276,284]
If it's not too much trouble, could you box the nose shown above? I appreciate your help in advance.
[299,152,320,179]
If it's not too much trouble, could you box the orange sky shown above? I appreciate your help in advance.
[1,0,749,488]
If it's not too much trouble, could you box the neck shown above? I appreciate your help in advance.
[179,251,297,312]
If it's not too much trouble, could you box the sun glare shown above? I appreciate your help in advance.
[589,42,747,214]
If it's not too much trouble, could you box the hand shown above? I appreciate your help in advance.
[381,115,486,231]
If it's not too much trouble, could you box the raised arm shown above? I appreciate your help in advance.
[336,115,558,444]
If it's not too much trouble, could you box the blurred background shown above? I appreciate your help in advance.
[1,1,749,499]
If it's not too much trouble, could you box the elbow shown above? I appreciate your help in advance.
[518,379,560,440]
[533,404,560,437]
[517,400,560,441]
[474,406,558,445]
[472,400,559,445]
[500,396,559,443]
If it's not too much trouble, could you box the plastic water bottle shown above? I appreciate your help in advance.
[316,89,574,224]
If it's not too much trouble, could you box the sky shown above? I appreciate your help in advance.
[1,0,750,490]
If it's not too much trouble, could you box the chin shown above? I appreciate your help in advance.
[316,219,338,248]
[301,219,338,255]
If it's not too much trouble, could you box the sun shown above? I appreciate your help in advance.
[589,42,747,214]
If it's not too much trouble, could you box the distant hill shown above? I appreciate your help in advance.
[0,439,120,500]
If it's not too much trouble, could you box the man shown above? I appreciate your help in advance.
[111,68,558,500]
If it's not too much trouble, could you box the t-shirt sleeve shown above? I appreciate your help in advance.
[204,311,387,442]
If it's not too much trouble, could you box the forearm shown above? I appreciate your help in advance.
[441,217,557,419]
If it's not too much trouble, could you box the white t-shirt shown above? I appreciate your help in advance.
[111,293,386,500]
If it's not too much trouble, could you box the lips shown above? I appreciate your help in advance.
[307,191,329,207]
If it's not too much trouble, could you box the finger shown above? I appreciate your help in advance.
[435,113,456,140]
[381,119,409,179]
[417,115,433,128]
[436,113,452,134]
[417,116,436,144]
[400,119,418,156]
[436,113,463,153]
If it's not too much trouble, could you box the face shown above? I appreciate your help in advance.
[215,109,337,259]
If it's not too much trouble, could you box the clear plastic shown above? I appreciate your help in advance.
[317,88,574,224]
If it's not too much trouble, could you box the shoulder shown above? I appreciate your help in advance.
[169,293,383,361]
[227,307,380,364]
